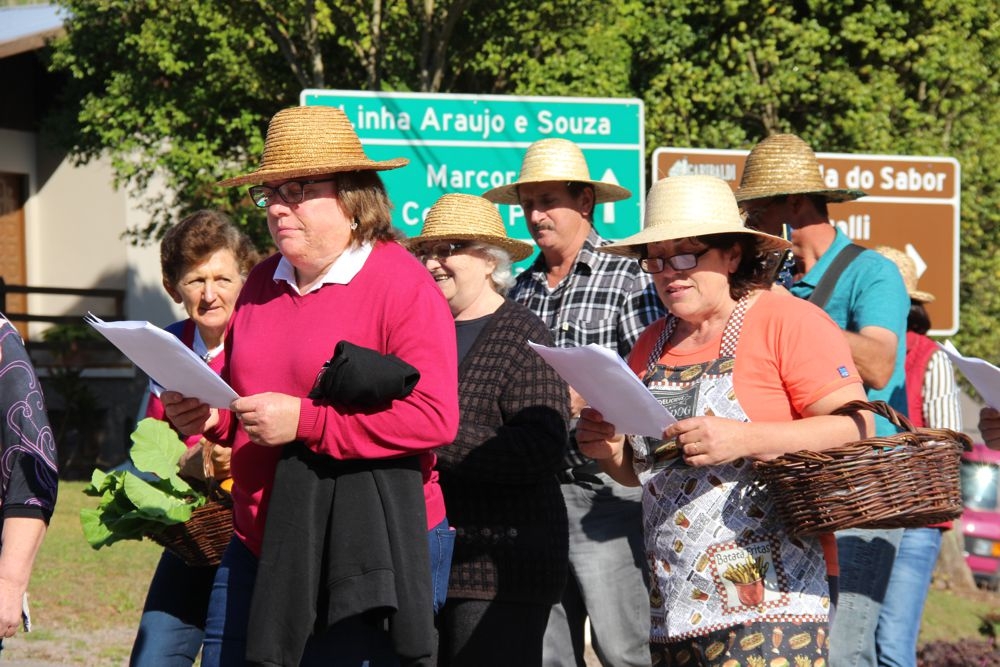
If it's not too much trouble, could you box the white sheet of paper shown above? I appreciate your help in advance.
[938,340,1000,409]
[85,313,239,409]
[528,341,675,438]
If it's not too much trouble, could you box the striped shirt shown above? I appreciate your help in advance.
[922,349,962,431]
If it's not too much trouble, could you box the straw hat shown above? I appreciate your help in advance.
[734,133,865,203]
[481,138,631,205]
[874,245,935,303]
[406,194,534,262]
[217,106,408,187]
[600,175,791,258]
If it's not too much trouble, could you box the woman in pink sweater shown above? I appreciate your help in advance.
[163,106,459,667]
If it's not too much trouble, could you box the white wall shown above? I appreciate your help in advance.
[0,130,181,337]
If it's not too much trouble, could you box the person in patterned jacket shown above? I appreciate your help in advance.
[408,193,571,665]
[0,315,58,654]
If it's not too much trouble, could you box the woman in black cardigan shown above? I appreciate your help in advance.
[408,193,570,667]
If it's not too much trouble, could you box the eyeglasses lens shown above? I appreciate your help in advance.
[248,181,310,208]
[638,252,701,274]
[416,242,466,262]
[669,254,698,271]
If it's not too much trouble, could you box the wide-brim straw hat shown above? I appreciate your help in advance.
[734,133,865,203]
[217,106,408,188]
[874,245,935,303]
[481,138,631,205]
[406,193,534,262]
[600,175,791,258]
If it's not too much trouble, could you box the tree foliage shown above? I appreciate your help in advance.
[45,0,1000,362]
[634,0,1000,364]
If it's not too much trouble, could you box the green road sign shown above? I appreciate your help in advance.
[301,90,645,243]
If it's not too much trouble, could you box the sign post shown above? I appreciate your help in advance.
[653,148,961,335]
[302,90,645,242]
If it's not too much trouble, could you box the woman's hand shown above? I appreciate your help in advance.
[0,517,45,639]
[576,408,625,460]
[231,392,301,447]
[981,407,1000,451]
[177,440,232,481]
[0,574,24,639]
[161,392,218,436]
[664,416,748,466]
[576,408,639,486]
[209,444,232,479]
[568,387,588,420]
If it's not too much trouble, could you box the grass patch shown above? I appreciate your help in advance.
[10,480,1000,664]
[30,480,162,634]
[921,587,1000,645]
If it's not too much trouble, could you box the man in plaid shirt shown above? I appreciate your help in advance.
[485,138,664,667]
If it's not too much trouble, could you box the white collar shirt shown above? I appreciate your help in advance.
[272,242,373,295]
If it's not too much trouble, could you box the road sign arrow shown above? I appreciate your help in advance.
[600,168,621,224]
[905,243,927,278]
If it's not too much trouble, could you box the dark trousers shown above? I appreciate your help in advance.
[438,598,551,667]
[130,549,216,667]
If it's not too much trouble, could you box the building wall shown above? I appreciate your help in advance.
[0,127,182,337]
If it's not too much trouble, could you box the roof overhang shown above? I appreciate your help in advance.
[0,4,66,60]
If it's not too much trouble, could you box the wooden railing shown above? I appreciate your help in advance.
[0,278,127,367]
[0,278,125,327]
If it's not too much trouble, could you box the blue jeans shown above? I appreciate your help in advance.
[542,475,650,667]
[202,519,453,667]
[829,528,903,667]
[430,520,456,615]
[130,550,217,666]
[875,527,943,667]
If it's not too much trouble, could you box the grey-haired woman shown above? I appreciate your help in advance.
[408,194,569,667]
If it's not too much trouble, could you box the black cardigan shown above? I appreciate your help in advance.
[436,299,570,604]
[245,443,434,667]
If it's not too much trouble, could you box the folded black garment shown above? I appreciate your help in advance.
[307,340,420,410]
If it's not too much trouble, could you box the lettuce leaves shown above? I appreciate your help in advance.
[80,418,208,550]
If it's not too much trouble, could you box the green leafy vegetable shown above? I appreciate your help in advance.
[80,418,210,550]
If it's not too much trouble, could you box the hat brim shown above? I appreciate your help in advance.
[910,289,936,304]
[735,185,866,203]
[598,223,791,259]
[404,232,534,263]
[483,178,631,205]
[217,158,409,188]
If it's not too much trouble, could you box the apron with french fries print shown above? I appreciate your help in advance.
[631,296,830,666]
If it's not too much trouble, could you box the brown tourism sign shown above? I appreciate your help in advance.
[653,147,961,335]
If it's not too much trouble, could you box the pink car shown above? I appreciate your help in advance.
[960,442,1000,589]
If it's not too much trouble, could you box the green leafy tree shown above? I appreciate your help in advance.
[45,0,625,244]
[45,0,999,362]
[634,0,1000,363]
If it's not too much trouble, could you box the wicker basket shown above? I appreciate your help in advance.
[145,441,234,567]
[147,488,233,567]
[754,400,972,537]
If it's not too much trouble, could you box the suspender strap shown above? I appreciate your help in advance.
[808,243,865,309]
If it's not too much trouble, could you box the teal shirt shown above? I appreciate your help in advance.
[790,228,909,436]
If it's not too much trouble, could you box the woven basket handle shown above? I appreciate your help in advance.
[201,438,216,480]
[830,399,916,434]
[202,438,231,500]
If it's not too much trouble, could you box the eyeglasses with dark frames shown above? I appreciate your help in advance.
[413,241,473,263]
[638,248,711,274]
[248,179,336,208]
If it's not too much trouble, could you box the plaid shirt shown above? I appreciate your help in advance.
[510,228,664,358]
[510,229,666,469]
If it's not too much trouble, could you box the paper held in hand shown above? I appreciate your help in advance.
[85,313,240,409]
[528,341,676,438]
[937,340,1000,410]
